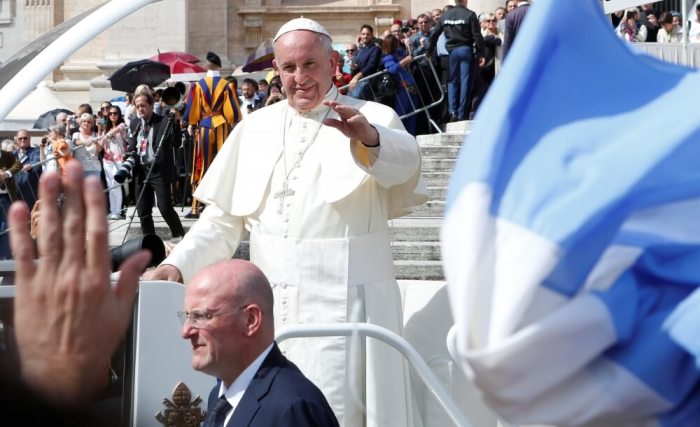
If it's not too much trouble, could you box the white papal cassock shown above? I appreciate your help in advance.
[164,86,427,427]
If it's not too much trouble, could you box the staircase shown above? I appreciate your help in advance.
[115,122,471,281]
[393,121,470,281]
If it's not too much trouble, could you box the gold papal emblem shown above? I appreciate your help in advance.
[155,381,207,426]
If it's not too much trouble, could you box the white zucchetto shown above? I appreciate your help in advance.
[273,17,332,42]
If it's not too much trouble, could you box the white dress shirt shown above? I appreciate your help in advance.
[218,343,273,426]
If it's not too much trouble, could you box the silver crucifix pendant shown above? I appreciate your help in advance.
[273,183,295,214]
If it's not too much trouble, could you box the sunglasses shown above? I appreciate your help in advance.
[109,111,120,115]
[346,48,356,53]
[17,137,29,140]
[486,19,496,23]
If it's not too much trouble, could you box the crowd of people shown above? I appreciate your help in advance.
[614,3,700,43]
[340,0,530,127]
[4,2,698,424]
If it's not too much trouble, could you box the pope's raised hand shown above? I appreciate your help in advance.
[323,100,379,147]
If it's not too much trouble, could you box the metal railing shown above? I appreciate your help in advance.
[276,322,472,427]
[340,54,445,134]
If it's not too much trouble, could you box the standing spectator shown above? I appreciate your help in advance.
[431,7,442,22]
[41,124,71,176]
[644,11,659,43]
[71,114,103,179]
[343,42,358,74]
[184,51,241,218]
[238,78,263,116]
[127,93,185,239]
[428,0,485,122]
[102,106,128,219]
[409,13,432,56]
[333,52,352,95]
[381,35,420,135]
[263,83,284,106]
[657,11,682,43]
[257,79,269,103]
[672,12,684,34]
[14,129,41,211]
[349,24,381,100]
[616,8,648,43]
[503,0,531,58]
[481,12,503,90]
[689,4,700,43]
[98,101,112,124]
[0,147,21,259]
[390,23,411,56]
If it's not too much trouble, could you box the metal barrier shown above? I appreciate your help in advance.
[634,42,700,68]
[276,322,472,427]
[340,54,445,134]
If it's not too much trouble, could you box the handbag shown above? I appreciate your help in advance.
[374,72,397,99]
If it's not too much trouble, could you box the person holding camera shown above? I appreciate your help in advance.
[127,92,185,239]
[102,106,128,219]
[39,124,70,175]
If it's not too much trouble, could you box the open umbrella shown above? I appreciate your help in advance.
[33,107,73,129]
[242,39,274,72]
[167,59,207,82]
[149,51,200,66]
[108,59,170,93]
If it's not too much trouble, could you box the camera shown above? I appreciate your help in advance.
[114,152,137,184]
[401,26,411,33]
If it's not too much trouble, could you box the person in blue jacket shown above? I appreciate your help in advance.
[380,35,420,135]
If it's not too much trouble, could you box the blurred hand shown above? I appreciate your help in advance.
[10,161,151,405]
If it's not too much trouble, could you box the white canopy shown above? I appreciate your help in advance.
[0,81,72,131]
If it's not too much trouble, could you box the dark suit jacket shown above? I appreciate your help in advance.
[503,3,531,58]
[127,112,181,182]
[0,150,22,201]
[205,343,339,427]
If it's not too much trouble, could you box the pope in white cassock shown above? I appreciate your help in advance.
[147,18,427,427]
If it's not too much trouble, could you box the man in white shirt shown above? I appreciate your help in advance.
[182,259,339,427]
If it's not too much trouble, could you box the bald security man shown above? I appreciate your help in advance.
[181,260,339,427]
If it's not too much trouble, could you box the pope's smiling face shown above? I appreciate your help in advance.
[273,30,336,113]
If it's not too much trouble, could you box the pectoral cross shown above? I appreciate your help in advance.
[273,182,295,214]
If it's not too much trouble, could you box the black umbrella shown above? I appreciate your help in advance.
[108,59,171,93]
[33,108,73,129]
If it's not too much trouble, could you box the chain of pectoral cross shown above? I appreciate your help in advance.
[273,104,334,215]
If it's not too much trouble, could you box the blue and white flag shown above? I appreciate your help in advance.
[441,0,700,426]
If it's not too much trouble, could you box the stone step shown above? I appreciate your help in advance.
[427,186,446,201]
[417,131,467,147]
[420,145,461,159]
[421,171,452,187]
[388,218,442,242]
[445,120,474,133]
[408,200,445,218]
[394,260,444,281]
[422,158,455,171]
[391,241,441,261]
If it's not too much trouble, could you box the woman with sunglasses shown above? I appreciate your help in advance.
[102,107,128,219]
[71,113,103,180]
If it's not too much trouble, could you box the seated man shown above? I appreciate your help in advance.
[181,259,339,427]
